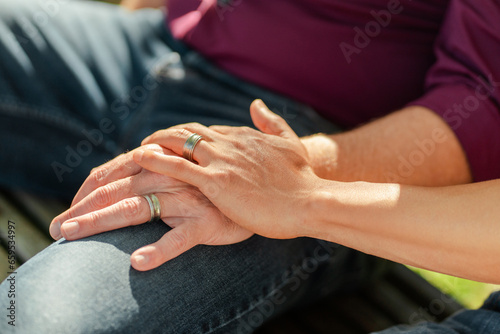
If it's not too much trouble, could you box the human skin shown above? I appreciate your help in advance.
[50,99,474,274]
[301,106,471,186]
[120,0,471,188]
[134,100,500,284]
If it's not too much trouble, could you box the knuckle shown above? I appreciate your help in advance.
[114,162,130,176]
[121,198,141,220]
[175,128,191,140]
[64,210,75,221]
[168,231,190,252]
[92,184,116,208]
[90,166,108,185]
[87,211,101,230]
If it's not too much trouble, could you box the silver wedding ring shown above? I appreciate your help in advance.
[143,194,161,223]
[182,133,203,162]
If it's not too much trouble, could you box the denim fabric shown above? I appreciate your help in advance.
[375,291,500,334]
[0,1,383,333]
[0,0,337,200]
[0,1,497,333]
[0,221,384,334]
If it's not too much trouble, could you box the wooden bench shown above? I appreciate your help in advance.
[0,189,464,333]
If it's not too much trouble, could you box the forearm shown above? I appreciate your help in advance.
[303,179,500,284]
[302,106,472,186]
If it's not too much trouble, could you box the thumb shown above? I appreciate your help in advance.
[250,99,297,139]
[131,223,199,271]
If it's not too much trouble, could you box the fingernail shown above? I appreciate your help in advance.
[62,221,79,237]
[50,221,62,240]
[254,99,265,109]
[134,150,144,162]
[255,99,273,114]
[141,136,151,145]
[134,254,149,266]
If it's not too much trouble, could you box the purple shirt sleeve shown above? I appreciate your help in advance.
[407,0,500,181]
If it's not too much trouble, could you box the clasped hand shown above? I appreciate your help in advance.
[49,100,320,271]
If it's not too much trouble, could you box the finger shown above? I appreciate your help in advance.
[131,222,200,271]
[134,151,208,189]
[51,171,186,239]
[250,99,297,139]
[59,192,197,241]
[208,125,238,135]
[71,144,163,207]
[60,196,149,240]
[141,122,212,146]
[139,128,214,166]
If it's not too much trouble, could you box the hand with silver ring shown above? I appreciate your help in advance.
[137,99,319,240]
[143,194,161,222]
[49,143,253,271]
[182,133,203,162]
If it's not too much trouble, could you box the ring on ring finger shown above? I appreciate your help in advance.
[143,194,161,223]
[182,133,203,162]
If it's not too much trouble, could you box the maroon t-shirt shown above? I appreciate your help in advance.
[167,0,500,181]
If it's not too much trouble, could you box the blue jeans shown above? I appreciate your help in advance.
[376,293,500,333]
[0,0,498,333]
[0,1,382,333]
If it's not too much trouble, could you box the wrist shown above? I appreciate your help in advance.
[300,180,402,243]
[297,178,343,240]
[300,134,339,179]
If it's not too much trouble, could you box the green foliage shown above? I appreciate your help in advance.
[409,266,500,309]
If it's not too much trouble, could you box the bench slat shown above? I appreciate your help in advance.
[0,192,52,281]
[7,190,67,234]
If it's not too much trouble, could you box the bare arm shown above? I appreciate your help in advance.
[136,100,499,282]
[305,179,500,284]
[302,105,472,186]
